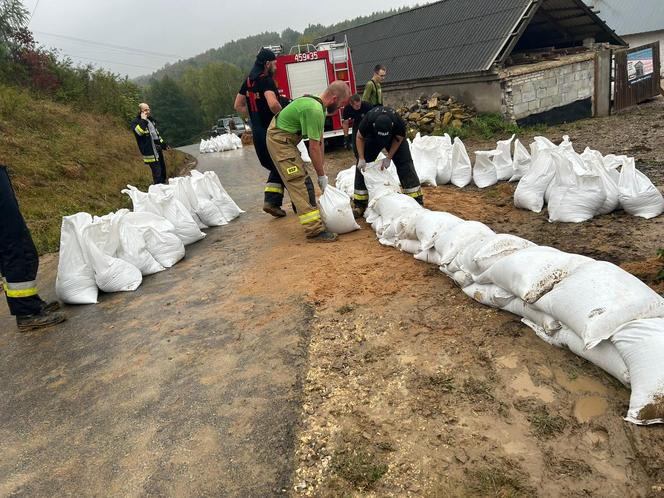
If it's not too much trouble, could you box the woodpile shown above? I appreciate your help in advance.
[396,93,476,135]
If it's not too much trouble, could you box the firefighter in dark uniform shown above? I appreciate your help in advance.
[341,93,372,158]
[353,106,423,218]
[1,165,65,331]
[235,48,315,218]
[131,103,170,185]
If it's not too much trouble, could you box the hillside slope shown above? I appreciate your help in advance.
[0,85,194,254]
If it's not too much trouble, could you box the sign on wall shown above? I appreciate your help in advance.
[627,48,654,84]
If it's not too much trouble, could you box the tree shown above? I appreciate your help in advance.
[145,76,204,145]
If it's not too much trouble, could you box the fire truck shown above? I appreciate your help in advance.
[265,37,356,141]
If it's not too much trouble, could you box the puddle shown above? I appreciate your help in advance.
[511,370,555,403]
[574,396,609,423]
[497,354,519,369]
[554,368,608,395]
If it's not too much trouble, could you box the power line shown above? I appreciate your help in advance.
[61,53,159,71]
[35,31,183,59]
[28,0,41,25]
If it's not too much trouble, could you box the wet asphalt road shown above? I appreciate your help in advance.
[0,145,310,497]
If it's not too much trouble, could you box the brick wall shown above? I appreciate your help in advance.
[502,60,595,121]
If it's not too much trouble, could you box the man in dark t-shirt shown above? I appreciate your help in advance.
[341,94,372,157]
[352,106,423,218]
[235,48,287,217]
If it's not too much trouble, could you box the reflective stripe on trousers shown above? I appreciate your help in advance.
[298,209,321,225]
[3,281,38,298]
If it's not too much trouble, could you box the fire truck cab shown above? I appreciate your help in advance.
[267,38,356,141]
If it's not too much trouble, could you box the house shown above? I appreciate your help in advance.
[585,0,664,77]
[316,0,627,124]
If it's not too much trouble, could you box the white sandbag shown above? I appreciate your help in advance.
[362,161,401,198]
[148,187,206,245]
[472,150,499,188]
[117,219,164,276]
[200,170,244,221]
[434,220,495,265]
[410,135,440,186]
[396,239,421,254]
[298,141,311,163]
[547,151,606,223]
[171,176,226,227]
[581,148,620,215]
[618,157,664,219]
[450,137,472,188]
[372,191,423,225]
[452,234,535,277]
[502,299,561,334]
[611,318,664,425]
[462,283,515,308]
[55,213,99,304]
[514,148,556,213]
[524,320,630,387]
[534,261,664,349]
[121,212,184,269]
[320,185,360,234]
[453,270,474,288]
[602,154,627,171]
[335,165,357,197]
[477,246,592,304]
[436,133,453,185]
[169,178,208,229]
[413,210,464,250]
[509,139,531,182]
[414,247,443,265]
[121,185,162,216]
[82,220,142,293]
[494,134,515,181]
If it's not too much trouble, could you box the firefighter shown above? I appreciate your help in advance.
[266,80,351,242]
[341,94,372,157]
[352,106,423,218]
[1,165,66,331]
[362,64,386,107]
[131,103,170,185]
[234,48,288,218]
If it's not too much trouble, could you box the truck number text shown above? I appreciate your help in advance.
[293,52,319,63]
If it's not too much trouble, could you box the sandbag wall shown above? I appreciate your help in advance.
[55,170,243,305]
[199,134,243,153]
[340,133,664,222]
[359,163,664,426]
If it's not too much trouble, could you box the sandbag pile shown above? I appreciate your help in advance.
[199,134,243,153]
[360,162,664,426]
[409,133,471,188]
[55,170,243,305]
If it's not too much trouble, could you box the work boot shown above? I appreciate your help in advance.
[352,206,366,219]
[16,309,66,332]
[42,300,61,313]
[307,231,338,243]
[263,203,287,218]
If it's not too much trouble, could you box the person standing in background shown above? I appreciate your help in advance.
[131,103,170,185]
[362,64,386,107]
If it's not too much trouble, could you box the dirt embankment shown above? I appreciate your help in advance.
[0,84,195,254]
[288,98,664,497]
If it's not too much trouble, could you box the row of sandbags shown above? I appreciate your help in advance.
[55,170,243,305]
[409,132,664,221]
[513,136,664,221]
[359,162,664,426]
[199,134,243,153]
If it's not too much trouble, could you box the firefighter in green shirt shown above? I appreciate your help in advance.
[266,81,351,242]
[362,64,386,107]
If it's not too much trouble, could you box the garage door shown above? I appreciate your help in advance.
[286,59,329,99]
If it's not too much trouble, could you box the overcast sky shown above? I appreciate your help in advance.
[24,0,425,78]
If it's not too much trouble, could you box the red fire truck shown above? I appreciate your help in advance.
[266,37,356,141]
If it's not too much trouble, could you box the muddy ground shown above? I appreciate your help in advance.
[293,98,664,497]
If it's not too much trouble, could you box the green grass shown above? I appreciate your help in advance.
[464,463,536,498]
[333,450,388,489]
[0,84,194,254]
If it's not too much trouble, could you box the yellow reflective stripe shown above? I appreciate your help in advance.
[143,156,157,163]
[264,186,284,193]
[298,210,321,224]
[3,283,38,298]
[402,186,421,194]
[135,125,148,135]
[354,193,369,200]
[405,191,422,198]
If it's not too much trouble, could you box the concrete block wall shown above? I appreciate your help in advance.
[502,60,594,121]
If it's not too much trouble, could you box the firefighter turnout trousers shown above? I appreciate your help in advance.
[266,119,322,237]
[0,166,44,316]
[252,124,286,207]
[353,138,423,209]
[149,148,168,185]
